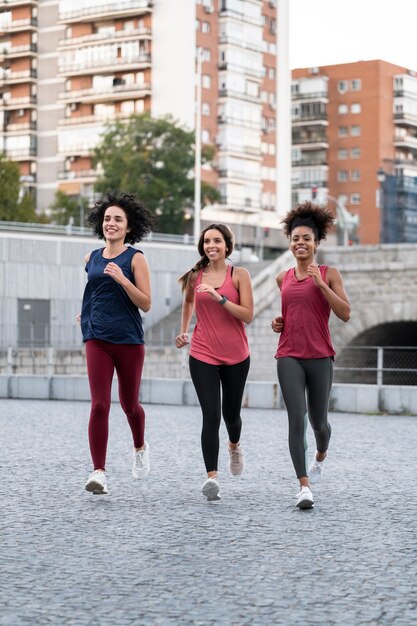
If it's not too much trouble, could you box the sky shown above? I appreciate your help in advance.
[289,0,417,71]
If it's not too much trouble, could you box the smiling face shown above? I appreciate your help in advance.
[203,228,227,262]
[102,205,130,242]
[290,225,317,260]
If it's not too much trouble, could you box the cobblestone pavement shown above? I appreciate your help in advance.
[1,400,416,626]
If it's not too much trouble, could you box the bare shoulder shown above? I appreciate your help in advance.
[276,269,287,287]
[234,266,251,280]
[132,250,148,267]
[326,266,343,281]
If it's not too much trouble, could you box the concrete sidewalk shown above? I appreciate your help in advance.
[1,400,416,625]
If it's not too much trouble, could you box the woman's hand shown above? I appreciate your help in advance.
[307,263,325,287]
[175,332,189,348]
[196,282,221,301]
[271,316,283,333]
[103,262,127,285]
[76,313,81,325]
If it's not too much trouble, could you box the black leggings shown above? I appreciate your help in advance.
[189,355,250,472]
[277,357,333,479]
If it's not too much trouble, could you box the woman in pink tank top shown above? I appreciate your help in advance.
[271,201,351,510]
[176,224,254,502]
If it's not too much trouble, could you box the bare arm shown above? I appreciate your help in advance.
[175,274,196,348]
[308,264,350,322]
[103,252,152,312]
[271,270,286,333]
[196,266,254,324]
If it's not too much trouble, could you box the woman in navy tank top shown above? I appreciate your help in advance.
[81,192,154,495]
[271,201,351,509]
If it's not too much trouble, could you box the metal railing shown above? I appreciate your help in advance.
[334,346,417,387]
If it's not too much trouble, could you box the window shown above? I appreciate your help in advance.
[195,19,200,31]
[350,193,361,204]
[202,129,210,143]
[351,169,361,181]
[351,79,361,91]
[201,48,211,61]
[337,170,349,182]
[351,103,361,114]
[202,21,210,34]
[202,74,211,89]
[338,126,348,137]
[338,149,348,159]
[202,102,211,116]
[351,147,361,158]
[351,125,361,136]
[338,80,348,94]
[338,104,348,114]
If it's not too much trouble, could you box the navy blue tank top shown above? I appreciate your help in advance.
[81,246,145,344]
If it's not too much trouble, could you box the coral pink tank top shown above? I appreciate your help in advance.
[275,265,335,359]
[190,265,250,365]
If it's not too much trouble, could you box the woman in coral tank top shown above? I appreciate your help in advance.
[176,224,254,501]
[271,201,350,509]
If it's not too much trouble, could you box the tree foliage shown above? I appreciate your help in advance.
[0,155,40,222]
[93,113,220,233]
[50,190,90,227]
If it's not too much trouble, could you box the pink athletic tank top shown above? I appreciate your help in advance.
[275,265,335,359]
[190,265,250,365]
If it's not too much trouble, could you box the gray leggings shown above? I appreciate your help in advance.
[277,357,333,479]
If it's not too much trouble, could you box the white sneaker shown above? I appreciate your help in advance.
[296,486,314,509]
[85,470,108,495]
[202,477,221,501]
[308,454,325,485]
[132,441,150,479]
[228,442,245,476]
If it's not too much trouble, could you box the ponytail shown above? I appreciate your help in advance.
[178,256,209,292]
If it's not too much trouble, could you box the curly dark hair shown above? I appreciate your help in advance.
[178,223,235,292]
[87,191,155,244]
[281,201,335,242]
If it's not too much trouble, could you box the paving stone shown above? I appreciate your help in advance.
[0,400,416,625]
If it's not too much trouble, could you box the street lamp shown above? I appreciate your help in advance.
[193,47,203,244]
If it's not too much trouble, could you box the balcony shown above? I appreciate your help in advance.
[292,113,328,126]
[218,88,260,104]
[58,1,153,24]
[0,1,37,6]
[218,33,263,53]
[394,133,417,149]
[0,43,37,59]
[219,8,263,27]
[58,142,99,157]
[58,169,97,181]
[4,121,37,132]
[291,91,328,103]
[0,68,37,85]
[394,111,417,127]
[58,53,151,77]
[218,61,264,80]
[292,157,328,167]
[217,168,260,182]
[3,146,37,160]
[217,114,261,130]
[59,27,151,49]
[216,142,261,158]
[59,82,151,104]
[1,95,37,108]
[292,135,328,149]
[0,17,38,32]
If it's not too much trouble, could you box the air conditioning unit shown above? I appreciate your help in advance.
[204,5,214,13]
[17,109,25,117]
[69,102,78,111]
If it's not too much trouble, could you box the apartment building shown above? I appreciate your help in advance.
[292,59,417,244]
[0,0,280,249]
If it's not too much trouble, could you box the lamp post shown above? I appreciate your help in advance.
[193,47,203,244]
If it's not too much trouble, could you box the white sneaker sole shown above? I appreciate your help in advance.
[297,497,314,509]
[202,480,221,501]
[132,468,150,480]
[85,480,108,495]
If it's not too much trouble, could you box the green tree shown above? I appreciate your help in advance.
[50,190,90,227]
[93,113,220,233]
[0,154,40,222]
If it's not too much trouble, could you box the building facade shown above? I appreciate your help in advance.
[292,60,417,244]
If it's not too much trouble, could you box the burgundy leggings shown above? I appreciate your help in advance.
[86,339,145,470]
